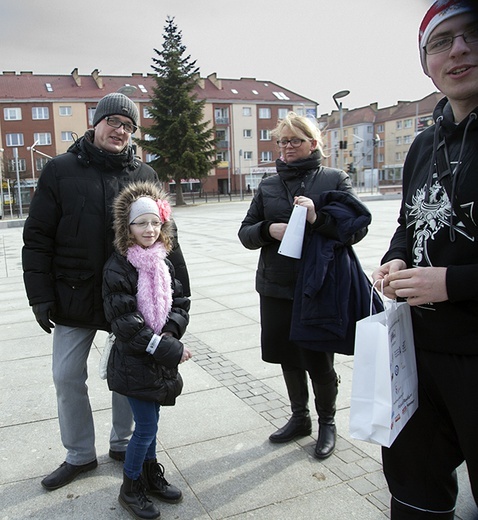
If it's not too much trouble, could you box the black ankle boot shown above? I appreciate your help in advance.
[269,368,312,443]
[269,415,313,443]
[119,472,161,520]
[315,423,337,459]
[312,376,339,459]
[142,459,182,504]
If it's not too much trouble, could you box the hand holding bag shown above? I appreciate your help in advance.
[349,284,418,447]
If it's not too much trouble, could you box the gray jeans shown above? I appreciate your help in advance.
[52,325,133,465]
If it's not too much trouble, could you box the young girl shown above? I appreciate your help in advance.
[103,181,192,520]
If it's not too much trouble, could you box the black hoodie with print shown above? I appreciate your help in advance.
[382,97,478,355]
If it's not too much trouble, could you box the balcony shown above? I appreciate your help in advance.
[215,117,229,125]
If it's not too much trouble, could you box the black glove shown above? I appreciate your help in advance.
[32,302,56,334]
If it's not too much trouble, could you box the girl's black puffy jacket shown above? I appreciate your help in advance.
[22,132,158,330]
[103,251,190,404]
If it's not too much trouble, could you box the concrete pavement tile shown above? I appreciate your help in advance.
[190,298,228,315]
[192,323,261,353]
[235,305,260,322]
[225,485,389,519]
[158,387,269,449]
[0,334,52,361]
[187,308,256,334]
[168,427,341,519]
[176,356,222,393]
[209,292,259,311]
[223,347,280,382]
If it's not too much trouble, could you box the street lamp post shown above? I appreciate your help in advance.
[332,90,350,171]
[238,149,243,200]
[27,140,39,183]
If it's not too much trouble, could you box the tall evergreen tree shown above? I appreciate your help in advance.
[135,17,217,206]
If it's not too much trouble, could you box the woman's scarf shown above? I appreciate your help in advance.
[126,242,172,334]
[275,149,321,180]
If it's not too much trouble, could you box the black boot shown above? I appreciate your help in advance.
[142,459,183,504]
[269,368,312,443]
[312,376,339,459]
[119,471,161,520]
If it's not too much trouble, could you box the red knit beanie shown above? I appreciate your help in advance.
[419,0,475,76]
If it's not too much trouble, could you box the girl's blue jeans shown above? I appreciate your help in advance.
[124,397,160,480]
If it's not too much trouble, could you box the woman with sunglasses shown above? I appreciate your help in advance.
[239,112,369,460]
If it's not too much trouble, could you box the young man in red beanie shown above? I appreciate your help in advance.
[373,1,478,518]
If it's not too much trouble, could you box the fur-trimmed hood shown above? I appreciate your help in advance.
[113,181,173,256]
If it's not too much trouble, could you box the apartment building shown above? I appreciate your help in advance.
[0,69,317,212]
[320,92,443,192]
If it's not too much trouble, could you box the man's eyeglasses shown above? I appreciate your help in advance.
[130,220,162,229]
[277,138,306,148]
[105,116,137,134]
[424,26,478,55]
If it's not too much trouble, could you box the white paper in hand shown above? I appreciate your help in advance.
[278,204,307,259]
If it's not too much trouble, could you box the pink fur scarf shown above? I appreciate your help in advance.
[126,242,172,334]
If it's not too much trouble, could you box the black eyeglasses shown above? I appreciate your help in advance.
[105,116,137,134]
[277,138,306,148]
[424,26,478,55]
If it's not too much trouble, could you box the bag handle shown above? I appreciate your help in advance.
[370,279,398,322]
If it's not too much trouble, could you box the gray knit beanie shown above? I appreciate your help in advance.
[93,93,139,127]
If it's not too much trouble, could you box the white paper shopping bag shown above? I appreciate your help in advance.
[349,300,418,447]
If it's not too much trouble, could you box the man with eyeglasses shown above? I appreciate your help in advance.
[372,1,478,518]
[22,92,189,496]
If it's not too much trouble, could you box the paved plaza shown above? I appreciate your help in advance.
[0,197,476,519]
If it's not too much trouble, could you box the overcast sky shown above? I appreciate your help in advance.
[1,0,437,114]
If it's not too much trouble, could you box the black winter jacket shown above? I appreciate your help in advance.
[290,190,382,355]
[103,252,189,404]
[238,152,365,300]
[23,132,160,330]
[382,98,478,355]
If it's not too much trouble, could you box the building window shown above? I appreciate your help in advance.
[243,151,252,160]
[395,152,402,161]
[377,124,384,132]
[396,136,402,145]
[396,121,402,130]
[216,150,229,162]
[278,108,288,120]
[61,131,74,142]
[261,151,272,163]
[143,107,153,118]
[404,135,412,144]
[242,107,252,117]
[367,125,373,133]
[8,158,26,172]
[378,153,384,162]
[144,134,154,141]
[32,107,49,120]
[4,107,22,121]
[6,133,24,146]
[88,107,96,126]
[260,129,271,141]
[145,153,158,162]
[243,129,252,138]
[34,132,52,145]
[404,119,413,128]
[259,108,271,119]
[36,157,49,171]
[215,107,229,124]
[59,106,72,116]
